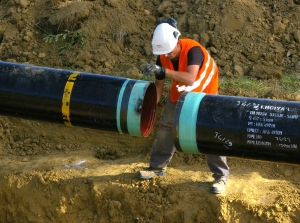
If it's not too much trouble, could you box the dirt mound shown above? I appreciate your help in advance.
[0,0,300,222]
[1,0,300,80]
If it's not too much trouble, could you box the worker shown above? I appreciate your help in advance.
[138,18,229,194]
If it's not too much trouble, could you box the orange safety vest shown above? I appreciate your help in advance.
[160,39,219,102]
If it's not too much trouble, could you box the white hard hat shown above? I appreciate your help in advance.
[151,23,181,55]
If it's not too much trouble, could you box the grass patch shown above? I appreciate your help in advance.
[220,76,271,97]
[281,72,300,92]
[43,30,87,56]
[220,73,300,100]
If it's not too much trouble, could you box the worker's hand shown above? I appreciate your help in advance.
[142,64,166,80]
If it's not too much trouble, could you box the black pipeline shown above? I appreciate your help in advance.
[0,61,157,137]
[174,92,300,165]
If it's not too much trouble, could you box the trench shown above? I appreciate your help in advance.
[0,156,265,223]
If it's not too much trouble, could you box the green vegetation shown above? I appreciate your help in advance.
[219,73,300,99]
[281,72,300,92]
[43,30,87,56]
[220,76,271,97]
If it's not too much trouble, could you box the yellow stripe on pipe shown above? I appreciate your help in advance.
[62,73,79,126]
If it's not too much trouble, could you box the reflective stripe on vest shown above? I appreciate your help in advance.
[176,52,217,92]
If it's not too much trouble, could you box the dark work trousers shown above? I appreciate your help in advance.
[149,95,230,182]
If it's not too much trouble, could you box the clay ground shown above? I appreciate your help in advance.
[1,0,300,222]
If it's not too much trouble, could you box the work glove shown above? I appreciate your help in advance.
[142,64,166,80]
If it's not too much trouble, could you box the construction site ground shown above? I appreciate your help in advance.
[0,0,300,222]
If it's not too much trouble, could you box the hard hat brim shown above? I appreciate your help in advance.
[152,49,173,55]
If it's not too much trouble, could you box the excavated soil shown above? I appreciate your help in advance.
[1,0,300,222]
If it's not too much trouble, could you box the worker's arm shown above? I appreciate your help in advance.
[165,64,199,86]
[142,64,199,86]
[153,65,198,103]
